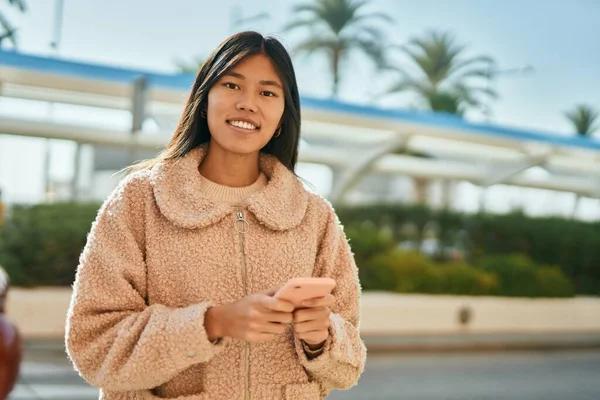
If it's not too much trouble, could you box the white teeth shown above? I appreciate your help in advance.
[229,120,257,130]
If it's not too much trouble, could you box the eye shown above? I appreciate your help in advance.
[261,91,277,97]
[224,82,239,90]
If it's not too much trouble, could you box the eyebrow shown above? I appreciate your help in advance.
[224,72,283,89]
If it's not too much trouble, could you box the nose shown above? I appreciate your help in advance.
[235,92,258,113]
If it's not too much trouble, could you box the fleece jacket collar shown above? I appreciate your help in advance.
[149,144,309,231]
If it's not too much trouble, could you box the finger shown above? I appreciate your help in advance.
[264,310,294,324]
[293,318,330,334]
[259,321,289,335]
[259,286,279,296]
[259,295,295,313]
[293,307,330,323]
[248,319,286,336]
[301,294,335,308]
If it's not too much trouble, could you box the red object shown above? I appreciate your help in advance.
[0,267,22,400]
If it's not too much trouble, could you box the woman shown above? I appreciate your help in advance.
[66,31,366,400]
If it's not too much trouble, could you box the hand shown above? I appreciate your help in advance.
[205,287,294,343]
[292,294,335,346]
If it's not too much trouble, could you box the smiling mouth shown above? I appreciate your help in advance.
[227,120,259,131]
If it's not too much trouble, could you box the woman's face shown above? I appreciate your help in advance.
[206,54,285,156]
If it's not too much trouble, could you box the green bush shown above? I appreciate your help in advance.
[369,250,440,293]
[536,266,576,297]
[477,254,574,297]
[477,254,539,297]
[0,201,583,298]
[467,213,599,295]
[437,262,499,295]
[345,224,396,291]
[337,204,599,295]
[345,223,396,265]
[0,202,100,287]
[367,250,498,295]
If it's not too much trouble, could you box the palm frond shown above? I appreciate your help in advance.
[292,4,323,15]
[426,90,465,116]
[565,105,600,136]
[285,0,392,96]
[386,77,428,95]
[294,36,340,57]
[451,85,483,107]
[448,55,494,78]
[352,11,394,25]
[387,29,496,113]
[353,25,386,43]
[349,36,387,67]
[0,12,17,48]
[283,17,322,32]
[8,0,27,12]
[450,68,492,82]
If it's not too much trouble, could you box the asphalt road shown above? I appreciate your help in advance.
[10,347,600,400]
[330,349,600,400]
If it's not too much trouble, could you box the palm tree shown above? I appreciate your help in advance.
[565,104,599,137]
[284,0,393,97]
[386,30,495,116]
[385,30,496,205]
[0,0,27,49]
[426,90,465,116]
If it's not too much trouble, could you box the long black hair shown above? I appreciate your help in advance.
[131,31,301,172]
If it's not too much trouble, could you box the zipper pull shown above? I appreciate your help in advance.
[234,211,249,234]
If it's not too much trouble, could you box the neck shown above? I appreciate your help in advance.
[198,142,261,187]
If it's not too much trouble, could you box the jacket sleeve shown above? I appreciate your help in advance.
[65,173,225,391]
[293,203,367,395]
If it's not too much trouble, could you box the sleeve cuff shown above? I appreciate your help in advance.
[293,313,362,368]
[301,339,327,359]
[170,302,228,363]
[293,316,335,364]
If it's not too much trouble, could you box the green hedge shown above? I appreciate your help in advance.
[0,202,100,286]
[477,254,575,297]
[0,201,593,296]
[338,204,599,295]
[368,250,500,295]
[344,224,572,297]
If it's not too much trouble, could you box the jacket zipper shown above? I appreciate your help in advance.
[235,211,250,400]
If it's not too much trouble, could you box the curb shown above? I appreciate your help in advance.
[362,331,600,353]
[24,331,600,355]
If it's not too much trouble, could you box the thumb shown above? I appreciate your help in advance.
[258,286,279,296]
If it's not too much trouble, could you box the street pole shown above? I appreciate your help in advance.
[571,193,581,220]
[43,0,65,202]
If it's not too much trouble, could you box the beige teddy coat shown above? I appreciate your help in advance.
[65,145,367,399]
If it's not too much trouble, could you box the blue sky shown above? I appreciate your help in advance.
[8,0,600,134]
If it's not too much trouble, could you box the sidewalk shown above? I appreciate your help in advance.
[363,331,600,353]
[9,344,97,400]
[7,288,600,355]
[21,329,600,355]
[9,289,600,338]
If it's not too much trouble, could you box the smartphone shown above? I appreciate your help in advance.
[274,277,336,308]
